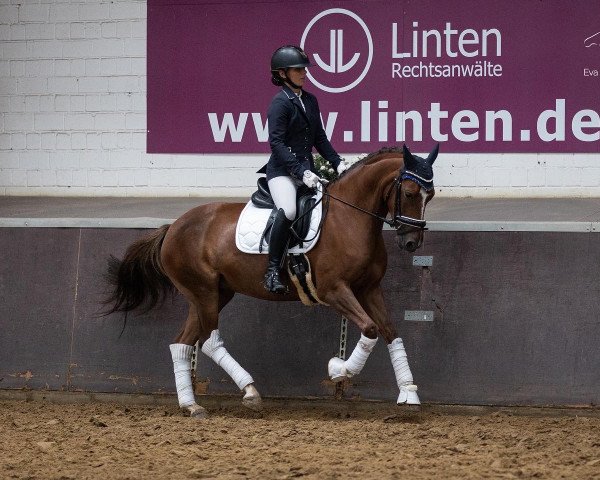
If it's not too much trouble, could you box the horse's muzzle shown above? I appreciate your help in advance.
[404,239,419,252]
[396,231,422,252]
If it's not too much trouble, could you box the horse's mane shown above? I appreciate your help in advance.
[332,146,403,184]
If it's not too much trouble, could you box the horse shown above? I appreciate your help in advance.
[104,144,438,418]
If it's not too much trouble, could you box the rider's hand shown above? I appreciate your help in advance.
[336,162,347,175]
[303,170,320,188]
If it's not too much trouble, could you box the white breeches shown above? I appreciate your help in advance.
[201,330,254,391]
[268,176,300,220]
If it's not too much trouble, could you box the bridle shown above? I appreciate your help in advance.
[322,169,432,232]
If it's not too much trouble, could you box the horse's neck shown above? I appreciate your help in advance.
[332,157,400,216]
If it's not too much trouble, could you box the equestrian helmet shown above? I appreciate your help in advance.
[270,45,311,71]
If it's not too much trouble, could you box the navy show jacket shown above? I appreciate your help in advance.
[261,85,341,181]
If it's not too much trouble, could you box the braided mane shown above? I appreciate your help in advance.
[332,146,403,184]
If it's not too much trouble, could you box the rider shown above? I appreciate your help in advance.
[262,45,347,294]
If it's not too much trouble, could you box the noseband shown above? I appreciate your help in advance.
[386,169,433,231]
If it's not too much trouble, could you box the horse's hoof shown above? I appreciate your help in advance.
[181,404,208,419]
[242,384,263,411]
[328,357,348,382]
[397,385,420,406]
[242,394,263,411]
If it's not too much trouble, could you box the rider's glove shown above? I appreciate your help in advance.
[336,162,348,175]
[303,170,320,188]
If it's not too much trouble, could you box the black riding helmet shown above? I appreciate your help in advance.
[271,45,311,87]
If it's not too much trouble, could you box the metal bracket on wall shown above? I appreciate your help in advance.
[191,340,199,385]
[413,255,433,267]
[334,316,349,399]
[407,256,436,322]
[338,316,348,360]
[404,310,434,321]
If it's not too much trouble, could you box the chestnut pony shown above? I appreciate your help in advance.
[105,144,437,417]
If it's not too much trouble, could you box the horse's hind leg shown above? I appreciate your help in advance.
[171,287,262,415]
[170,304,208,418]
[200,329,262,411]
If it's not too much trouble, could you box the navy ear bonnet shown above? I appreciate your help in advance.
[401,144,437,191]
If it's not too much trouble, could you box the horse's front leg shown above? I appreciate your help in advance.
[359,287,420,406]
[321,284,380,383]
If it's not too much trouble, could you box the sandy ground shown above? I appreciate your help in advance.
[1,398,599,480]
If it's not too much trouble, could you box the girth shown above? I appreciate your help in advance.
[251,177,316,250]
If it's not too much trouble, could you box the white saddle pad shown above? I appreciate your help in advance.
[235,188,323,254]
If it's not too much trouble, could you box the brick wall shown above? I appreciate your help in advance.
[0,0,598,197]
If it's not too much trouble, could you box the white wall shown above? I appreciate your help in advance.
[0,0,599,198]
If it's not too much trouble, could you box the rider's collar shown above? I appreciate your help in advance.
[282,85,303,99]
[282,85,306,112]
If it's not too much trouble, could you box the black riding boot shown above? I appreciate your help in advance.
[264,208,292,294]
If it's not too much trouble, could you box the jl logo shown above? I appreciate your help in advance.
[314,30,360,73]
[301,8,373,93]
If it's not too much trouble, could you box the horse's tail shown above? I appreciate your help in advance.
[102,224,173,315]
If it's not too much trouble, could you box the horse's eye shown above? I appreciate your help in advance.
[404,190,416,199]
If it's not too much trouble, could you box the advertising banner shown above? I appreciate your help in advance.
[147,0,600,153]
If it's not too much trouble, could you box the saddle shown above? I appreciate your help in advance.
[251,177,316,250]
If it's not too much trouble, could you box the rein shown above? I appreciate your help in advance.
[323,188,394,227]
[289,169,431,244]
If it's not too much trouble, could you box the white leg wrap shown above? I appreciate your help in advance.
[345,334,378,376]
[388,338,413,386]
[388,338,420,405]
[328,334,378,381]
[201,330,254,391]
[169,343,196,408]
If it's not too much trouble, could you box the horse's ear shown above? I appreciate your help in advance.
[402,144,416,170]
[427,143,439,165]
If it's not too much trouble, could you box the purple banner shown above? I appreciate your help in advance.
[147,0,600,153]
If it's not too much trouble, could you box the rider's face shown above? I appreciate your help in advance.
[280,67,306,90]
